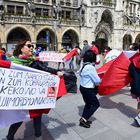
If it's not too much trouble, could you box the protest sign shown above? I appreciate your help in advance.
[0,67,59,110]
[39,51,66,62]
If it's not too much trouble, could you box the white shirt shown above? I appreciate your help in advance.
[80,63,101,88]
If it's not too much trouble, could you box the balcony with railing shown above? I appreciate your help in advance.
[2,14,80,26]
[0,0,80,26]
[91,0,116,7]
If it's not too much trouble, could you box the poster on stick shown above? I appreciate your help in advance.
[39,51,66,62]
[0,67,60,110]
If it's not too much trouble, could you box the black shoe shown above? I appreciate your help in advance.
[87,120,92,124]
[79,118,90,128]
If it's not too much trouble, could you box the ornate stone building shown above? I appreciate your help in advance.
[0,0,140,54]
[0,0,81,53]
[81,0,140,53]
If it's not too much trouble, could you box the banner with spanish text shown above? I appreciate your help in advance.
[0,67,59,110]
[39,51,66,62]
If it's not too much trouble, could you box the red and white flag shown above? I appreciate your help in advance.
[63,48,80,61]
[0,60,67,128]
[97,51,137,96]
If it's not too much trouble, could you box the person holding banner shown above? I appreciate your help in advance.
[79,50,101,128]
[58,47,67,69]
[6,39,63,140]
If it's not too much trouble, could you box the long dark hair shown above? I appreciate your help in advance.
[13,39,30,56]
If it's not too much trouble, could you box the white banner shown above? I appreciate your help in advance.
[39,51,67,62]
[0,67,59,110]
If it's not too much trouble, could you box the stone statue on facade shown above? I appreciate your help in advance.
[80,4,86,26]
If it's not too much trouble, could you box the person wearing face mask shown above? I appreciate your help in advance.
[80,40,91,58]
[6,39,63,140]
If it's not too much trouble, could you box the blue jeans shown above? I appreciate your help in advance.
[80,85,100,120]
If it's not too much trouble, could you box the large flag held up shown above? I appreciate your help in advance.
[97,51,137,96]
[63,48,80,61]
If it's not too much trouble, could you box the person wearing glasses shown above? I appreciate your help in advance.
[6,39,63,140]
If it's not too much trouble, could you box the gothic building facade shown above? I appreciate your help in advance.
[0,0,140,53]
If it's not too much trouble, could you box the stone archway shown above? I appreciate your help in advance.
[7,27,30,54]
[123,34,132,50]
[62,29,79,51]
[95,31,108,54]
[95,9,113,54]
[36,29,56,51]
[135,34,140,43]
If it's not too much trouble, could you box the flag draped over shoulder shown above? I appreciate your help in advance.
[0,60,67,128]
[97,51,137,96]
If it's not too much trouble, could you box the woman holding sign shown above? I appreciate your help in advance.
[6,39,63,140]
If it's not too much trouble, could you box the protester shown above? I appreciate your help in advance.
[58,47,67,69]
[90,41,99,55]
[35,46,42,57]
[6,39,63,140]
[80,40,91,58]
[0,48,7,60]
[79,50,101,128]
[77,40,91,72]
[75,46,81,69]
[129,44,140,126]
[129,43,139,51]
[103,46,112,58]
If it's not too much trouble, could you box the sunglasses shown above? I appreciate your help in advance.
[25,44,34,48]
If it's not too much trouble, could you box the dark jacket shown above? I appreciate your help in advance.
[129,62,140,97]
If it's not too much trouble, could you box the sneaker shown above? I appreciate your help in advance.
[79,118,90,128]
[134,116,140,126]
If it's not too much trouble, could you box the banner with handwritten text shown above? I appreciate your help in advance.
[0,67,59,109]
[39,51,66,62]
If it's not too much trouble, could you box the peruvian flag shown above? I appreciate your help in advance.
[104,49,121,64]
[0,60,67,128]
[97,51,137,96]
[63,48,80,61]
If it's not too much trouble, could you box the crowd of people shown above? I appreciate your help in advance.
[1,40,140,139]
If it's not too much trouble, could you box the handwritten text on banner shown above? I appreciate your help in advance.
[39,52,66,62]
[0,68,59,110]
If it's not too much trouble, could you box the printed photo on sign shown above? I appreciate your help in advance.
[47,87,57,97]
